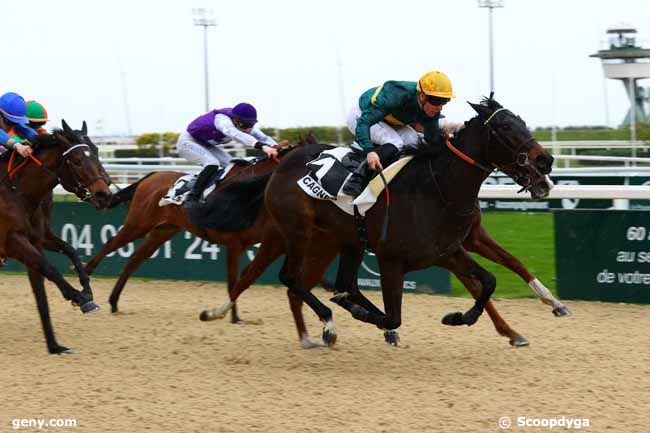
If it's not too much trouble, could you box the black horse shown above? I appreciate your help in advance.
[208,97,554,346]
[0,121,112,354]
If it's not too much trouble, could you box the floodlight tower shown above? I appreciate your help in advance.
[590,24,650,135]
[478,0,504,93]
[193,8,217,112]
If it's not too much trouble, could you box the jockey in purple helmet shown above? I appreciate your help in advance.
[177,102,278,205]
[0,92,37,158]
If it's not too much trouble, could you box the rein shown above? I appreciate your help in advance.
[7,151,43,181]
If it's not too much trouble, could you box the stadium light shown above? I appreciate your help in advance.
[478,0,504,93]
[192,8,217,112]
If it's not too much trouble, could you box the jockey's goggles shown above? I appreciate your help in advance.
[425,95,450,106]
[235,118,255,129]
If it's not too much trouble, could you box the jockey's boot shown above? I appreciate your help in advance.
[342,160,371,197]
[185,164,222,209]
[342,143,399,198]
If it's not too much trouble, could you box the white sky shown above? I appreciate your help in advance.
[4,0,650,135]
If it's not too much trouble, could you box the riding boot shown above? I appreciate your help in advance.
[342,160,371,197]
[185,164,222,208]
[342,143,400,197]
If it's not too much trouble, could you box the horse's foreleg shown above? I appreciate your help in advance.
[199,237,285,322]
[85,223,148,275]
[441,248,495,328]
[109,225,179,313]
[26,269,71,354]
[44,232,93,300]
[464,223,570,316]
[8,234,98,314]
[376,263,404,346]
[330,247,385,319]
[456,274,529,347]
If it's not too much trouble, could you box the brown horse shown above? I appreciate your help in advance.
[204,98,555,347]
[84,143,295,318]
[1,121,112,354]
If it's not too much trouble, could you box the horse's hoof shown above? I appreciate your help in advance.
[321,321,337,346]
[199,310,224,321]
[462,307,482,326]
[49,345,74,355]
[80,301,100,314]
[552,305,572,317]
[301,337,327,349]
[442,312,465,326]
[384,329,400,346]
[509,335,530,347]
[110,304,119,314]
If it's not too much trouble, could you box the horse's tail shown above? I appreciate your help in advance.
[108,172,158,209]
[189,172,273,232]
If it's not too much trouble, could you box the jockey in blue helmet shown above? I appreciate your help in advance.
[0,92,37,158]
[177,102,280,206]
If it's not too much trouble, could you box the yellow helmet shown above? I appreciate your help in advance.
[416,71,455,99]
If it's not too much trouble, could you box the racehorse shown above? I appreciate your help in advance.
[84,143,296,318]
[31,122,113,304]
[0,121,112,353]
[204,97,555,347]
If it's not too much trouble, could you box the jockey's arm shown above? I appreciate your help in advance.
[354,106,387,151]
[213,113,259,148]
[15,124,38,141]
[249,127,277,147]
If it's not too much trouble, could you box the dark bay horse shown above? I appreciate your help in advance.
[1,121,112,353]
[84,144,296,318]
[31,122,113,304]
[206,98,555,347]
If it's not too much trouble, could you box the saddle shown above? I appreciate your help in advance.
[297,147,413,216]
[158,158,255,207]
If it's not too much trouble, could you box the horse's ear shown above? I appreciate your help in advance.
[468,101,491,118]
[81,121,88,136]
[62,119,72,134]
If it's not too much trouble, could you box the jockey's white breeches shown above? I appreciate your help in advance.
[176,131,233,167]
[346,105,420,150]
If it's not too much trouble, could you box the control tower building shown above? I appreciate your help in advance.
[590,24,650,125]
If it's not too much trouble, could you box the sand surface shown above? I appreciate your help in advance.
[1,275,649,432]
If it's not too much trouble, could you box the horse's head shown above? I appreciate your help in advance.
[468,97,554,199]
[37,120,113,209]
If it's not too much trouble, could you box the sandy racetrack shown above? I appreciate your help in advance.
[1,275,648,432]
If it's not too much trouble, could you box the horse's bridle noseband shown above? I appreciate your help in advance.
[57,143,110,201]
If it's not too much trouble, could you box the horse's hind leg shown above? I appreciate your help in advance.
[27,269,71,354]
[284,250,339,349]
[464,222,570,317]
[224,244,243,324]
[109,225,179,313]
[456,274,528,347]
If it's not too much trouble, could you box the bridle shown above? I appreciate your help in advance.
[445,107,541,191]
[57,142,111,201]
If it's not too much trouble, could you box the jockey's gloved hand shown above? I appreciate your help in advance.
[15,143,33,158]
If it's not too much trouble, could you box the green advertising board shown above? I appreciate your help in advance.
[555,210,650,303]
[0,202,450,294]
